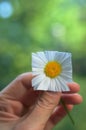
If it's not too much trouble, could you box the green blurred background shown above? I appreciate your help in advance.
[0,0,86,129]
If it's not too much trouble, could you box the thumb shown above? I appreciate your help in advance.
[23,91,61,130]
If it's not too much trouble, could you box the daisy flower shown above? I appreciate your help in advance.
[32,51,72,92]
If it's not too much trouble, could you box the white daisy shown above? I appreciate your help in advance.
[32,51,72,92]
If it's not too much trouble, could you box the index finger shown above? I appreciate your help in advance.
[63,82,80,94]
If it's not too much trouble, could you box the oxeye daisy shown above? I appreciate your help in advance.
[32,51,72,92]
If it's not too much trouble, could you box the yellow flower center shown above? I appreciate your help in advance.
[44,61,62,78]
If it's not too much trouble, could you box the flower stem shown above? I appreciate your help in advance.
[61,98,75,125]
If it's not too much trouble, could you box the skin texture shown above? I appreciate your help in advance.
[0,72,83,130]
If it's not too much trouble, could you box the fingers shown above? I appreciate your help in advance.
[1,72,32,93]
[21,92,61,129]
[64,82,80,94]
[45,83,83,130]
[51,104,73,124]
[18,72,32,89]
[45,92,83,130]
[44,83,82,130]
[0,73,40,110]
[1,73,33,101]
[44,105,73,130]
[61,94,83,105]
[62,82,83,105]
[50,93,83,126]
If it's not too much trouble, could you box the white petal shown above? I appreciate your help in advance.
[60,72,72,82]
[45,51,57,61]
[32,67,44,76]
[57,76,70,91]
[55,52,65,63]
[32,68,44,75]
[32,68,43,71]
[37,52,48,63]
[32,71,43,76]
[32,74,45,88]
[36,77,50,90]
[32,53,45,68]
[61,54,72,66]
[62,64,72,71]
[55,78,62,91]
[62,68,72,79]
[49,79,56,91]
[55,52,71,64]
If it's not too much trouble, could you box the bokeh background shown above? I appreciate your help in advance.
[0,0,86,130]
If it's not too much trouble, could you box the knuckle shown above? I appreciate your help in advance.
[36,92,61,110]
[37,97,54,110]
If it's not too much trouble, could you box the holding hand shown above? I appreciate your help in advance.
[0,73,82,130]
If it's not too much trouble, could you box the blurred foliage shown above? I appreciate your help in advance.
[0,0,86,129]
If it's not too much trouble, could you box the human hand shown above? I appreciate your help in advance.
[0,73,82,130]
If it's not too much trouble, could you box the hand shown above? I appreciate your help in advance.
[0,73,82,130]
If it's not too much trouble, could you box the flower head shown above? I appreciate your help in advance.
[32,51,72,92]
